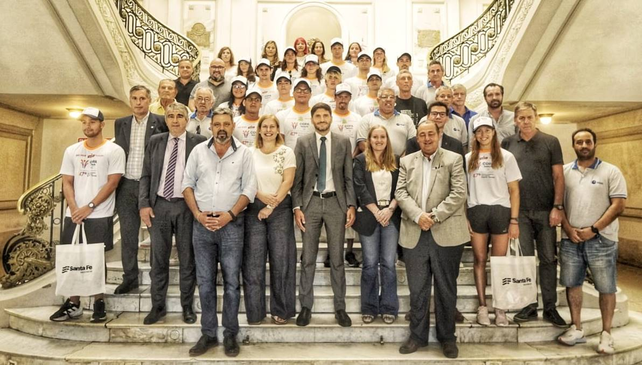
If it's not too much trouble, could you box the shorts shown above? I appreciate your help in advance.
[560,236,618,294]
[467,205,511,235]
[61,216,114,251]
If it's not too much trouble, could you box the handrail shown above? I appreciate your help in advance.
[430,0,515,81]
[114,0,202,79]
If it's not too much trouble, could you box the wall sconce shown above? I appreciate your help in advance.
[539,113,554,124]
[67,108,83,119]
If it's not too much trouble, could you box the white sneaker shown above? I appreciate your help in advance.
[476,306,490,326]
[597,331,614,354]
[494,309,508,327]
[557,324,586,346]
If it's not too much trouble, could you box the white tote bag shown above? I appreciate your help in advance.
[490,238,537,311]
[55,223,105,297]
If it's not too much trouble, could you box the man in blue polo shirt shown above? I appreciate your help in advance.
[557,128,627,355]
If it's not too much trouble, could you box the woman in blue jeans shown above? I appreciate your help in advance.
[242,114,297,325]
[352,125,401,324]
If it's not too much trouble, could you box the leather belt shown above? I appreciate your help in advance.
[313,191,337,199]
[157,194,184,203]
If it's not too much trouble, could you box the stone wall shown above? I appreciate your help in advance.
[577,108,642,267]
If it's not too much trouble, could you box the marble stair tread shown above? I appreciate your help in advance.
[5,306,628,344]
[1,312,642,363]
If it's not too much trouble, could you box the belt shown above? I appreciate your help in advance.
[312,191,337,199]
[157,194,184,203]
[377,200,390,206]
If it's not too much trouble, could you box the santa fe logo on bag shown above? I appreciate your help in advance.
[61,265,94,274]
[502,277,533,286]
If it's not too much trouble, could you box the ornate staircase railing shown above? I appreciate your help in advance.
[114,0,201,79]
[430,0,516,81]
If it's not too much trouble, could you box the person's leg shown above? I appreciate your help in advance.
[323,197,347,311]
[404,233,432,346]
[516,210,538,311]
[192,221,219,337]
[586,235,619,333]
[116,179,142,285]
[148,199,173,309]
[532,210,559,311]
[219,215,245,339]
[299,197,324,311]
[559,239,587,328]
[359,226,381,316]
[471,232,489,307]
[379,223,400,316]
[242,203,268,323]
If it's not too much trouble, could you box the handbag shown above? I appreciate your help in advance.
[490,238,537,311]
[55,223,106,297]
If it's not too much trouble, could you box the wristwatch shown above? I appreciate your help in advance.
[554,204,564,210]
[429,212,440,224]
[590,225,599,234]
[88,202,96,209]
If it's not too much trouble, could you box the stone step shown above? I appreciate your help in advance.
[78,284,565,314]
[106,261,488,287]
[5,306,628,344]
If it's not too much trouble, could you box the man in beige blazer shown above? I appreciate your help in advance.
[395,120,468,358]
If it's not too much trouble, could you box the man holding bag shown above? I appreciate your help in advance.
[50,107,125,323]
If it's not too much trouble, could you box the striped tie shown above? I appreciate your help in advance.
[163,138,179,199]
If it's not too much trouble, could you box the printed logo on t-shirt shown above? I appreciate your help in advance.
[77,153,102,177]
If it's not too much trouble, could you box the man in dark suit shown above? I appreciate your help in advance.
[395,119,468,358]
[113,85,168,294]
[139,102,206,325]
[405,101,465,161]
[292,102,357,328]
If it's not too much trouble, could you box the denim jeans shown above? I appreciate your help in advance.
[243,195,297,322]
[360,223,399,316]
[192,214,244,339]
[560,236,618,294]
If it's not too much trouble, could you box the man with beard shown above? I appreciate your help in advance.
[557,128,627,355]
[394,69,428,126]
[50,107,125,323]
[150,79,179,115]
[405,102,464,160]
[182,107,257,357]
[469,83,515,143]
[189,58,231,110]
[175,59,198,106]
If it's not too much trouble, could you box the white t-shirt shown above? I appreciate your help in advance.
[344,76,369,98]
[233,115,260,147]
[217,101,242,118]
[277,107,313,149]
[372,66,396,83]
[357,111,416,156]
[354,95,379,117]
[310,93,336,111]
[305,78,326,97]
[252,145,296,195]
[331,111,361,153]
[263,98,295,116]
[256,82,279,106]
[321,60,356,78]
[465,148,522,208]
[60,140,126,218]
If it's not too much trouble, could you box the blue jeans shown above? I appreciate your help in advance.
[360,223,399,316]
[560,236,618,294]
[192,214,244,339]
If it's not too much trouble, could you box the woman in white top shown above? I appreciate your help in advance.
[300,54,325,97]
[217,76,247,118]
[218,46,237,80]
[242,114,297,325]
[465,117,522,327]
[371,46,396,83]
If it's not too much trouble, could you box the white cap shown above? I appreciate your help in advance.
[283,46,296,55]
[367,69,383,81]
[472,116,495,132]
[81,107,104,121]
[293,78,311,90]
[274,71,291,83]
[330,38,343,47]
[335,83,352,95]
[256,58,271,68]
[237,56,251,64]
[372,45,386,53]
[231,75,248,86]
[245,87,262,99]
[304,54,319,64]
[357,51,371,60]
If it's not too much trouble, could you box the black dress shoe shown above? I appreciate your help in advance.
[114,280,139,294]
[345,252,360,267]
[335,309,352,327]
[189,334,218,356]
[143,307,167,325]
[183,305,197,324]
[544,307,567,328]
[223,336,240,357]
[513,305,538,323]
[296,307,311,326]
[399,337,427,354]
[442,341,459,358]
[454,308,465,323]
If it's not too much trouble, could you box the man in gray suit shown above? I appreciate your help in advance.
[395,120,468,358]
[292,102,357,328]
[114,85,168,294]
[139,102,207,325]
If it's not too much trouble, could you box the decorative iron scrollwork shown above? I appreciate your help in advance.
[430,0,515,81]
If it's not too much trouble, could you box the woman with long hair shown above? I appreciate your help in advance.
[277,47,301,80]
[310,40,329,64]
[293,37,309,65]
[236,57,256,84]
[262,40,280,68]
[352,125,401,325]
[345,42,362,64]
[217,76,247,118]
[465,117,522,327]
[217,46,236,79]
[243,114,297,325]
[300,54,324,96]
[371,46,395,82]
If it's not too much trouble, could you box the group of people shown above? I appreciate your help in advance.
[50,37,627,360]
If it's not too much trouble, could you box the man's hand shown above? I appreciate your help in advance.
[197,211,220,231]
[295,209,306,232]
[563,224,582,243]
[576,227,596,242]
[549,208,563,227]
[140,207,155,227]
[418,213,434,231]
[345,206,356,228]
[71,205,93,224]
[212,211,233,230]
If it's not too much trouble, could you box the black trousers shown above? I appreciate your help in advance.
[404,230,464,345]
[116,178,141,284]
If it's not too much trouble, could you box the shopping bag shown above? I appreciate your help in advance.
[490,238,537,310]
[55,223,105,296]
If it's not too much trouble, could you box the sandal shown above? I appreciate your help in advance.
[362,314,375,324]
[271,315,287,325]
[382,314,396,324]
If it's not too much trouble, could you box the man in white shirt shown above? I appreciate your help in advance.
[354,69,382,116]
[277,79,313,149]
[344,51,371,98]
[310,66,343,110]
[321,38,356,78]
[263,73,294,115]
[416,60,447,105]
[255,58,279,106]
[233,88,262,147]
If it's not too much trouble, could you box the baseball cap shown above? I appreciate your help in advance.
[274,72,291,83]
[330,38,343,47]
[367,69,383,81]
[472,116,495,132]
[245,87,262,99]
[304,54,319,65]
[256,58,271,68]
[397,52,412,61]
[237,56,251,64]
[335,83,352,95]
[231,75,248,86]
[372,45,386,53]
[81,107,104,121]
[326,66,342,74]
[293,78,311,90]
[357,51,371,61]
[283,46,296,55]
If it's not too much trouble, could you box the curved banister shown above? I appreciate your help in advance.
[114,0,202,79]
[430,0,515,81]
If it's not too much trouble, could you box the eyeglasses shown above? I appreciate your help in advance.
[429,112,447,117]
[196,97,212,102]
[210,66,225,70]
[232,85,246,89]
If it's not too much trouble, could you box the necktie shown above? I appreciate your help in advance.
[163,138,179,199]
[317,136,327,193]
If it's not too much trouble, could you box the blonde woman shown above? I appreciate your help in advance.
[371,46,396,83]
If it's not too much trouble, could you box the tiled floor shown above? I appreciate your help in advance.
[618,263,642,312]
